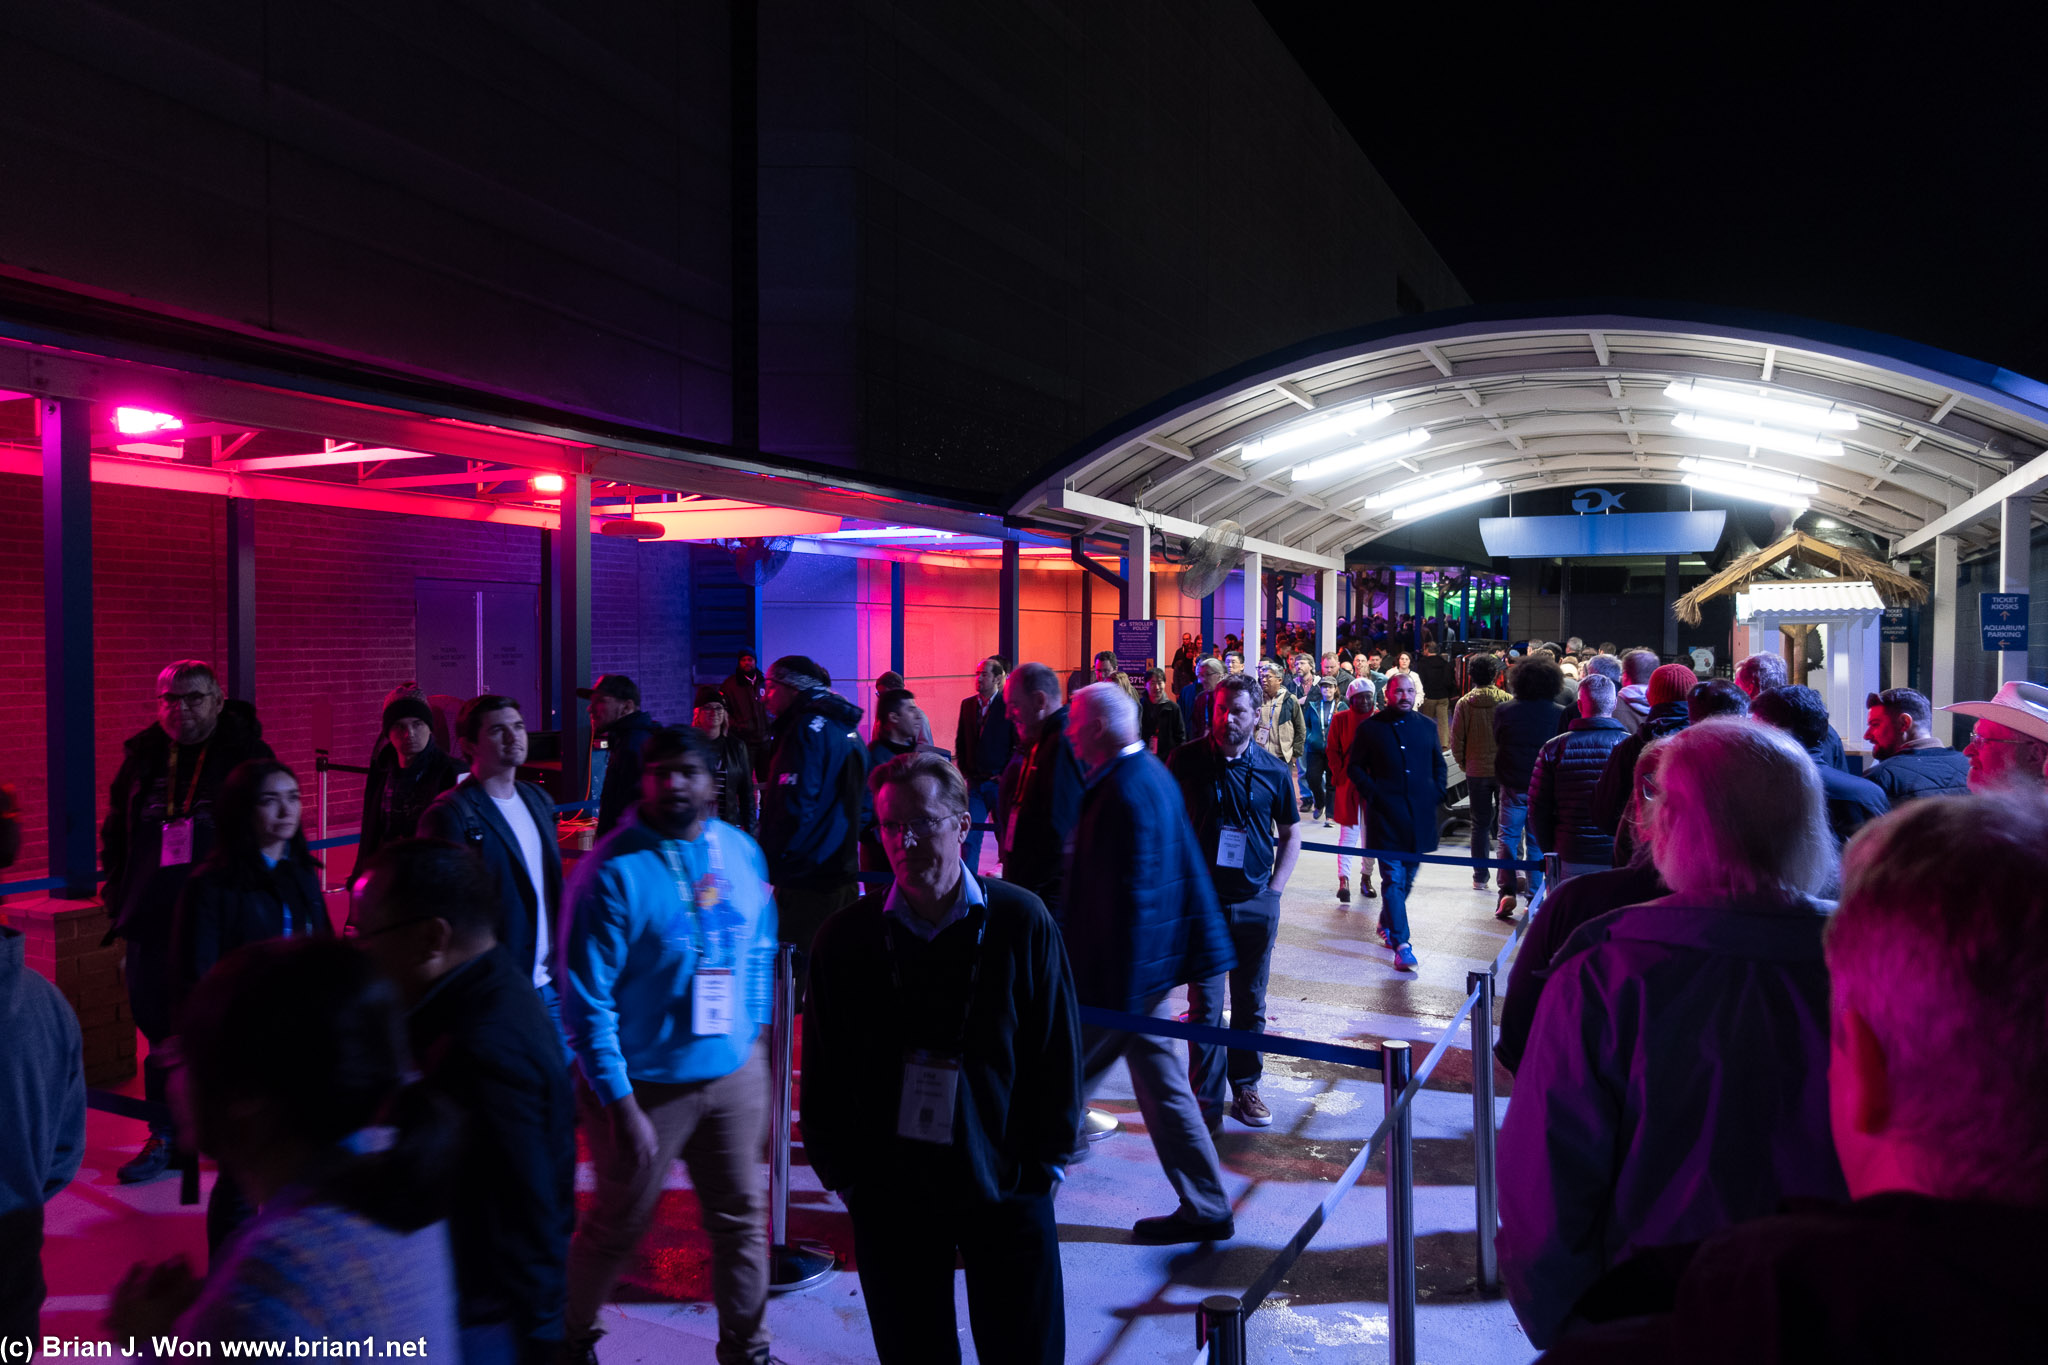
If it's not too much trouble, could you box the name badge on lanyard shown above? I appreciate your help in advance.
[668,835,741,1037]
[1216,824,1248,869]
[897,1049,961,1144]
[693,968,736,1036]
[161,818,194,868]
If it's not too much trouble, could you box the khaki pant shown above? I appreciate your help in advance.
[566,1047,771,1365]
[1420,696,1451,747]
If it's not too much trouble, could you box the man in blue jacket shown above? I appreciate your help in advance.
[1065,684,1237,1244]
[560,726,779,1365]
[758,656,867,957]
[1348,673,1447,971]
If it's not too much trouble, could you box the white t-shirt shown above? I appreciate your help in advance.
[491,790,550,988]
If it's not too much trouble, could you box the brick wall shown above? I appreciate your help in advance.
[0,476,696,883]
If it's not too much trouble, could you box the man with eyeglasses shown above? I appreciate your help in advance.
[804,749,1080,1365]
[1942,681,2048,795]
[558,725,779,1365]
[101,660,271,1183]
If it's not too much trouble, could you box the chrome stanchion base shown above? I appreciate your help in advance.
[1083,1107,1120,1141]
[766,1240,837,1293]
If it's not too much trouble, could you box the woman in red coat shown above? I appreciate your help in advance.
[1323,678,1377,903]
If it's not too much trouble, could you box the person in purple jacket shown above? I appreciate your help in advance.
[1499,719,1847,1349]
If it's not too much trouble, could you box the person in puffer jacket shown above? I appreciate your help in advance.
[1529,674,1631,881]
[1591,662,1699,865]
[759,656,869,958]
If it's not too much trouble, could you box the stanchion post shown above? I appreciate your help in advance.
[766,942,834,1292]
[1383,1038,1416,1365]
[315,751,335,892]
[1196,1294,1247,1365]
[1467,971,1500,1293]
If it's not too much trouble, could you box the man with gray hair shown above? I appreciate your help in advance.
[760,654,869,955]
[1614,648,1658,734]
[1736,651,1849,770]
[1529,672,1630,882]
[101,659,272,1182]
[1943,681,2048,796]
[1064,683,1237,1243]
[1546,795,2048,1358]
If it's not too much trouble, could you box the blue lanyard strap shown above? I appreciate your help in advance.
[660,831,734,966]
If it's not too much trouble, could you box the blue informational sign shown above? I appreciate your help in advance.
[1981,593,2029,652]
[1479,511,1727,558]
[1880,607,1915,642]
[1113,619,1158,675]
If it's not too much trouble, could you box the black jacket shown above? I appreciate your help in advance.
[594,709,662,837]
[996,707,1085,911]
[709,731,757,833]
[759,688,867,890]
[1349,708,1449,854]
[802,879,1082,1202]
[1496,860,1666,1073]
[170,854,331,1012]
[102,709,275,941]
[1141,698,1186,761]
[1530,717,1631,866]
[1812,751,1890,847]
[418,780,562,983]
[1415,652,1458,704]
[357,742,461,870]
[1867,745,1970,804]
[1063,747,1234,1011]
[953,692,1014,787]
[720,668,770,747]
[1591,701,1690,859]
[406,946,576,1356]
[1492,698,1567,796]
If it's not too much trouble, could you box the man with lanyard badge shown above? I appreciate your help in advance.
[1169,672,1302,1131]
[560,726,779,1365]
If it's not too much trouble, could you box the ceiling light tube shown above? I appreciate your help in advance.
[1676,457,1818,496]
[1390,480,1505,521]
[1239,401,1394,461]
[1290,427,1431,482]
[114,406,183,435]
[1682,473,1810,513]
[1363,465,1482,509]
[1673,412,1845,457]
[1663,380,1857,431]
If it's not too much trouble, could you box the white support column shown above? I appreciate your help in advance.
[1131,521,1153,620]
[1317,568,1340,658]
[1999,495,2032,686]
[1242,550,1262,664]
[1931,534,1959,744]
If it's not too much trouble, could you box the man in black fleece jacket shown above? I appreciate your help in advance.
[804,750,1081,1365]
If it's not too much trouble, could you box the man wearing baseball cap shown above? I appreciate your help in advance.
[578,674,660,836]
[1942,680,2048,795]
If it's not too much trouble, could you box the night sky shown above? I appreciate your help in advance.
[1257,2,2048,380]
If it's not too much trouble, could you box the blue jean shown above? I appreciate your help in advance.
[964,778,1000,875]
[1466,776,1500,880]
[1497,792,1545,898]
[1188,887,1281,1115]
[1378,858,1417,946]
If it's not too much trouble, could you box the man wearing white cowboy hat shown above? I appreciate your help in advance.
[1942,681,2048,794]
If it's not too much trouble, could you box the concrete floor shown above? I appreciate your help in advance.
[38,834,1534,1364]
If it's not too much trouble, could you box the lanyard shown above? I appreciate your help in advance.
[884,906,988,1053]
[165,740,211,820]
[1209,745,1255,829]
[661,831,733,967]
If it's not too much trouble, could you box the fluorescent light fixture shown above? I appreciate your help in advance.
[1239,401,1394,462]
[1663,380,1857,431]
[817,525,957,540]
[1391,480,1505,520]
[1673,412,1845,457]
[1363,465,1482,510]
[1682,473,1810,513]
[1675,457,1818,496]
[1814,517,1839,528]
[114,406,182,435]
[529,473,566,494]
[1290,427,1431,482]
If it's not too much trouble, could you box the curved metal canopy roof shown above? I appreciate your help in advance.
[1012,305,2048,564]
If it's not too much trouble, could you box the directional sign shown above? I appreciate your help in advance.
[1880,607,1915,642]
[1981,593,2029,652]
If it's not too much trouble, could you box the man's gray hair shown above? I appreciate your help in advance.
[868,747,969,812]
[1647,718,1837,900]
[158,660,219,693]
[1578,673,1617,714]
[1072,681,1139,745]
[1735,652,1789,693]
[1009,660,1062,703]
[1831,794,2048,1204]
[1621,649,1659,685]
[1584,654,1623,683]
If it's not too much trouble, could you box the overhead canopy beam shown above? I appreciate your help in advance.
[1050,487,1343,572]
[1892,446,2048,553]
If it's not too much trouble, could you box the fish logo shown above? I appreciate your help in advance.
[1571,487,1625,514]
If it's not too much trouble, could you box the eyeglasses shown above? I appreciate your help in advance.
[878,814,962,844]
[1965,734,2037,748]
[342,916,433,940]
[158,691,218,709]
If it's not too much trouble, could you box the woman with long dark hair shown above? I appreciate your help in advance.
[106,939,459,1354]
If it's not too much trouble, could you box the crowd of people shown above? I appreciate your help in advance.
[4,632,2046,1364]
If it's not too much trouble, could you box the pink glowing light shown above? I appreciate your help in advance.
[530,473,567,494]
[114,407,183,435]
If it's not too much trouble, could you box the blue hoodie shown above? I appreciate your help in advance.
[560,814,779,1105]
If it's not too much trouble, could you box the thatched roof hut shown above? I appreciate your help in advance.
[1673,531,1927,626]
